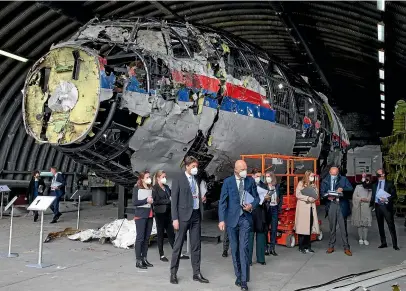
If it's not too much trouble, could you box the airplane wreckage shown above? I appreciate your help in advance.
[22,18,349,187]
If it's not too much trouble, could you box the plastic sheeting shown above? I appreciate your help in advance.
[68,218,157,249]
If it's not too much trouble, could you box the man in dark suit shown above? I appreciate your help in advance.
[371,168,399,250]
[170,156,209,284]
[320,166,353,256]
[50,166,66,224]
[218,160,260,291]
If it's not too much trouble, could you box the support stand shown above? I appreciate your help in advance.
[26,195,56,269]
[70,190,87,230]
[77,195,81,229]
[0,196,19,258]
[0,192,3,219]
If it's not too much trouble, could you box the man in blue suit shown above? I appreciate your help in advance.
[50,166,66,224]
[320,166,353,256]
[218,160,260,291]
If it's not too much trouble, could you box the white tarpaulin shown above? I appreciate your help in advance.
[68,218,157,249]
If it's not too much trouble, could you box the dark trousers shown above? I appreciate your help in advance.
[228,214,251,284]
[50,191,62,219]
[170,210,201,276]
[328,201,350,249]
[375,204,398,247]
[248,232,266,264]
[298,207,314,250]
[155,211,175,256]
[267,205,278,249]
[223,230,230,252]
[135,218,153,260]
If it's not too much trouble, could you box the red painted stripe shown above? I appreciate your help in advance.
[171,70,271,109]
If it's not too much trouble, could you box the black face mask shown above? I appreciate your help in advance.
[363,181,372,189]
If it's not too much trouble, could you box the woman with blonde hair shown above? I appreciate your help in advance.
[152,170,176,262]
[295,170,320,253]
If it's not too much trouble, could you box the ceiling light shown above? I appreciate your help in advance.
[0,49,28,62]
[380,83,385,92]
[381,110,385,115]
[379,69,385,80]
[278,83,283,89]
[378,23,385,42]
[378,49,385,64]
[309,107,314,113]
[381,115,385,120]
[381,103,385,109]
[380,93,385,101]
[377,0,385,12]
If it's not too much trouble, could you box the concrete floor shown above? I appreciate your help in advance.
[0,203,404,291]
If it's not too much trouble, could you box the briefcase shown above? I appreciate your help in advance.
[300,187,318,199]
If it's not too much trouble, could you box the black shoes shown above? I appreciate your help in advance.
[378,244,388,249]
[193,273,209,283]
[50,213,62,224]
[160,256,169,262]
[222,250,228,257]
[235,278,241,287]
[136,260,147,269]
[241,283,249,290]
[265,249,270,256]
[33,214,38,222]
[299,249,307,254]
[307,249,315,253]
[170,274,178,284]
[258,262,266,265]
[142,258,153,267]
[394,246,400,251]
[180,254,189,260]
[270,249,278,256]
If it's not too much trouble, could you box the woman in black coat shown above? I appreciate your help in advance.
[152,170,176,262]
[27,170,45,222]
[132,171,154,269]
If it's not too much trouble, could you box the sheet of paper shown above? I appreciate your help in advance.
[138,189,152,208]
[376,189,391,199]
[243,191,255,205]
[257,186,268,205]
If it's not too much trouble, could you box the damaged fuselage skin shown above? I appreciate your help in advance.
[22,18,349,187]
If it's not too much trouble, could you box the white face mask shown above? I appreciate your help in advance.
[361,177,366,182]
[266,177,272,183]
[254,177,261,183]
[239,170,247,178]
[190,167,198,176]
[160,177,167,185]
[145,178,152,185]
[309,176,315,182]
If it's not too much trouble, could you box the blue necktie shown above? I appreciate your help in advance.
[379,181,382,190]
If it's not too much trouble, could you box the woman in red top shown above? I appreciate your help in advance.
[132,171,154,269]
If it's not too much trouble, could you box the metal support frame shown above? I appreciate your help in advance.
[0,204,19,258]
[270,2,331,91]
[148,1,183,21]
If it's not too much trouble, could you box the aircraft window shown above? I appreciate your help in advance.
[225,47,250,80]
[169,32,190,58]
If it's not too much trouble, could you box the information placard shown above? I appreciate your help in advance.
[0,185,10,192]
[4,196,17,212]
[27,196,56,211]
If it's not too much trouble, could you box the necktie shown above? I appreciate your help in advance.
[331,178,335,191]
[190,177,196,194]
[379,181,382,190]
[239,179,244,215]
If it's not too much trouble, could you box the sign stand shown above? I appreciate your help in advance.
[70,190,87,229]
[0,196,19,258]
[0,185,11,219]
[26,196,56,269]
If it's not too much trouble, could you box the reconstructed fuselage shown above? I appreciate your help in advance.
[22,18,349,187]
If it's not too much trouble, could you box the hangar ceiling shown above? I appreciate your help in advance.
[0,1,404,181]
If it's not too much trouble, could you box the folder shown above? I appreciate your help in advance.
[138,189,152,208]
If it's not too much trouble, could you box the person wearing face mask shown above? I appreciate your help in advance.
[248,169,267,266]
[152,170,176,262]
[320,166,353,256]
[218,160,260,291]
[351,174,372,246]
[170,156,208,285]
[295,171,320,253]
[27,170,46,222]
[370,169,399,250]
[133,171,154,269]
[264,171,281,256]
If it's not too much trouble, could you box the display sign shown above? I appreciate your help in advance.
[0,185,11,192]
[4,196,18,212]
[27,196,56,211]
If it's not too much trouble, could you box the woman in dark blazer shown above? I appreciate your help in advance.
[132,171,154,269]
[264,171,282,256]
[27,170,46,222]
[248,169,268,265]
[152,170,175,262]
